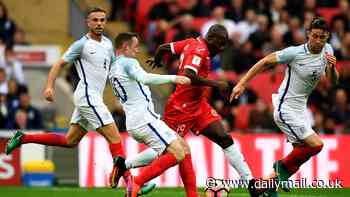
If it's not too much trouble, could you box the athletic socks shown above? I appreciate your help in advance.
[282,145,323,175]
[134,153,177,186]
[125,148,158,169]
[223,143,253,181]
[109,142,125,158]
[21,133,70,147]
[179,154,199,197]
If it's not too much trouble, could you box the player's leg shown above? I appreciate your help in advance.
[278,133,323,179]
[163,115,200,197]
[264,110,322,196]
[96,122,129,188]
[80,104,128,188]
[125,148,158,169]
[201,120,253,181]
[195,104,260,196]
[5,108,86,154]
[126,123,198,197]
[177,136,199,197]
[274,110,322,177]
[129,121,186,197]
[195,102,253,182]
[131,136,185,197]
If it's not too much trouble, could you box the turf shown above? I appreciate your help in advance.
[0,187,349,197]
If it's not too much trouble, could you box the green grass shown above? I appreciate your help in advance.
[0,187,349,197]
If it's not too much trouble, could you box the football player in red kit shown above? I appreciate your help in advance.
[147,24,258,197]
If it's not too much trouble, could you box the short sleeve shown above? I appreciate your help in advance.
[181,51,205,74]
[170,39,191,54]
[275,46,298,64]
[124,58,147,80]
[62,39,85,63]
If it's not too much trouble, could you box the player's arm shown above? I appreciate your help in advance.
[229,53,279,102]
[230,46,297,102]
[181,51,233,92]
[126,59,190,85]
[44,40,83,102]
[147,39,190,69]
[146,44,172,69]
[184,68,232,91]
[43,59,69,102]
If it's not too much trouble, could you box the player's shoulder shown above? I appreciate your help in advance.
[116,55,139,66]
[289,44,305,52]
[281,44,306,56]
[70,36,89,48]
[186,37,209,56]
[102,35,113,46]
[102,35,112,42]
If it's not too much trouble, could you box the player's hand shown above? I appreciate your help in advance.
[43,87,55,102]
[175,76,191,85]
[146,58,166,69]
[229,83,246,102]
[325,53,336,68]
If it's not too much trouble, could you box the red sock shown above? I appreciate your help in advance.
[21,133,70,147]
[179,154,198,197]
[109,143,125,159]
[282,145,323,174]
[134,153,177,186]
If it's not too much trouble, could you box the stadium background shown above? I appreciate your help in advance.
[0,0,350,196]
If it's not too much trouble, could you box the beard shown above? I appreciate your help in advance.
[93,28,103,35]
[310,44,323,53]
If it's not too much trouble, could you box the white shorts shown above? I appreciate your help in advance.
[273,109,315,144]
[70,105,114,131]
[128,119,178,155]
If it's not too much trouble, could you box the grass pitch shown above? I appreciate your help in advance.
[0,187,349,197]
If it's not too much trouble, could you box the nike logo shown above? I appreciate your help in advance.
[90,52,96,54]
[298,63,305,67]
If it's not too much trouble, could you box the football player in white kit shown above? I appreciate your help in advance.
[109,32,192,197]
[230,18,338,196]
[5,7,129,188]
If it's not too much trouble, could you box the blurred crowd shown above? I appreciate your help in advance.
[112,0,350,134]
[0,1,42,130]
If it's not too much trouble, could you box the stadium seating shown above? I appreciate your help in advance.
[317,8,340,24]
[136,0,161,33]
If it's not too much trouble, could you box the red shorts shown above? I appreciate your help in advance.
[163,101,222,136]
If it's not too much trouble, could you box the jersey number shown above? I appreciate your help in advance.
[110,77,127,103]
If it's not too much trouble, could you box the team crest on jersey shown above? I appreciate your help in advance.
[192,55,201,66]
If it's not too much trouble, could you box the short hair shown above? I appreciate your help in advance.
[86,7,106,18]
[206,24,228,41]
[309,17,329,32]
[114,32,138,49]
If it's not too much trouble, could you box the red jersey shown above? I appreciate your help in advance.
[167,37,211,114]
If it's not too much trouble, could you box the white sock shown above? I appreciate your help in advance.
[125,148,158,169]
[223,143,253,181]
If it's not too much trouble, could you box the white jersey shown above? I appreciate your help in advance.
[274,43,333,112]
[62,34,115,107]
[109,55,161,130]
